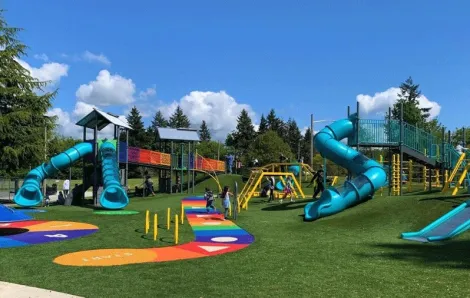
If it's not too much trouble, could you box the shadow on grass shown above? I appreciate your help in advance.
[357,239,470,269]
[403,189,442,196]
[419,194,470,203]
[261,198,316,212]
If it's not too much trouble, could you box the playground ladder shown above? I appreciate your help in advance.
[451,163,470,196]
[442,153,467,192]
[238,170,262,208]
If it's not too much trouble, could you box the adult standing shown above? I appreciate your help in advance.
[267,176,275,203]
[311,165,325,199]
[63,178,70,197]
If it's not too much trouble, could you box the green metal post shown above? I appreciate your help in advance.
[180,143,184,194]
[399,102,404,196]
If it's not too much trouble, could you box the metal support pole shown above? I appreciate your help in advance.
[125,129,129,188]
[356,101,360,152]
[82,127,87,205]
[180,143,184,194]
[42,122,47,207]
[310,114,314,168]
[399,102,404,196]
[388,107,392,196]
[93,120,98,206]
[233,181,238,220]
[192,142,195,194]
[463,127,466,147]
[187,142,190,194]
[347,106,351,181]
[170,141,174,194]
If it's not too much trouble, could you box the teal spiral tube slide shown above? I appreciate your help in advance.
[14,142,94,207]
[98,141,129,209]
[304,116,387,221]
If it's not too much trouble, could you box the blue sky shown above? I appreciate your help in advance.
[3,0,470,139]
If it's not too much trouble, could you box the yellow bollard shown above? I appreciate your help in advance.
[145,210,149,234]
[180,204,184,225]
[153,214,158,241]
[167,207,171,230]
[174,214,179,244]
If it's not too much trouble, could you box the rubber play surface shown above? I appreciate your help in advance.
[0,220,99,248]
[53,197,254,266]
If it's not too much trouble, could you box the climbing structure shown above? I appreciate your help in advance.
[238,168,306,210]
[442,152,470,195]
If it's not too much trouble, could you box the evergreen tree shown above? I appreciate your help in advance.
[390,77,431,126]
[300,127,313,165]
[258,114,268,134]
[199,120,211,141]
[266,109,286,139]
[225,133,235,147]
[126,106,150,148]
[169,105,190,128]
[286,118,302,158]
[266,109,280,131]
[151,110,168,129]
[0,10,57,176]
[233,109,256,155]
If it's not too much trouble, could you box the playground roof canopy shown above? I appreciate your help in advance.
[76,108,132,131]
[157,127,200,142]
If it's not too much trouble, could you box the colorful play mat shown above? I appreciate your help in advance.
[54,197,255,266]
[0,220,99,248]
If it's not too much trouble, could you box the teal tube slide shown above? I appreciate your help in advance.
[304,116,387,221]
[14,142,93,207]
[401,201,470,242]
[99,141,129,209]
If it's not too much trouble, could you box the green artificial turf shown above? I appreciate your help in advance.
[2,181,470,297]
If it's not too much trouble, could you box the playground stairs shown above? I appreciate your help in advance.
[442,153,470,195]
[238,169,264,209]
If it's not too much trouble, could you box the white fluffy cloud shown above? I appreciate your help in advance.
[139,87,156,99]
[76,70,136,106]
[82,50,111,65]
[33,53,49,62]
[356,87,441,119]
[47,101,127,139]
[16,59,68,83]
[158,91,256,141]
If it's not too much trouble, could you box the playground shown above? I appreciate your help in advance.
[1,104,470,297]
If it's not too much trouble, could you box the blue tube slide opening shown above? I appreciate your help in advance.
[14,142,94,207]
[304,117,387,221]
[98,141,129,209]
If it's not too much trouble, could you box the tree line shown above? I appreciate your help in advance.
[1,10,468,179]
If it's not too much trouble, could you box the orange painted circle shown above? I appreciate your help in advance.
[54,249,157,267]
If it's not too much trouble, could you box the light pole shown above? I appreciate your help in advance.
[42,115,51,206]
[309,118,333,168]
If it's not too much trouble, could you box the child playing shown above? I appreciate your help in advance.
[281,176,294,203]
[204,187,216,213]
[221,186,232,220]
[45,194,50,207]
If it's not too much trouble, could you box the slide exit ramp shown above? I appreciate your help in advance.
[304,116,387,221]
[401,201,470,242]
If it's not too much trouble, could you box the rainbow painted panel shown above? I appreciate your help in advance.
[53,197,254,267]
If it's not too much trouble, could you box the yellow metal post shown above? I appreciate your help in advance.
[153,214,157,241]
[167,207,171,230]
[174,214,179,244]
[145,210,149,234]
[180,204,184,225]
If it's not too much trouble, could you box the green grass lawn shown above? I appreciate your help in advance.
[2,176,470,297]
